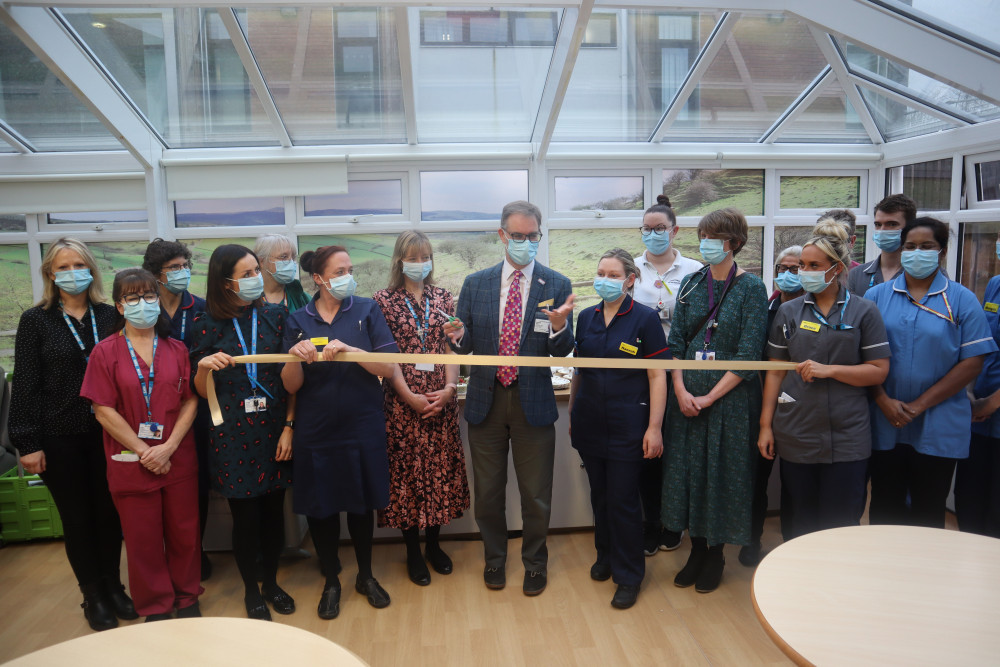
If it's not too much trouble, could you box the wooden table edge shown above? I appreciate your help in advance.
[750,566,814,667]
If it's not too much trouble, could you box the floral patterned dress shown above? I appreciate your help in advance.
[373,285,470,529]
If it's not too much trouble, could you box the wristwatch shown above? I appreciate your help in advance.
[284,420,295,429]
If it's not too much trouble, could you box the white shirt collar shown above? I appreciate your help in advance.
[502,257,534,285]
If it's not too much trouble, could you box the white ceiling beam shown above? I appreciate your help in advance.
[216,8,292,147]
[809,26,883,145]
[760,66,833,144]
[847,68,982,124]
[792,0,1000,107]
[0,6,163,168]
[394,8,418,146]
[849,75,971,128]
[0,121,35,153]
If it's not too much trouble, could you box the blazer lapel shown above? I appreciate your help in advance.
[521,264,547,344]
[487,263,502,351]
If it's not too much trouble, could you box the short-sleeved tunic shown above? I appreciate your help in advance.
[188,304,291,498]
[284,295,399,518]
[662,267,768,546]
[973,276,1000,439]
[372,285,470,529]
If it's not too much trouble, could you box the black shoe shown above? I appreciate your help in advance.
[523,570,547,596]
[407,552,431,586]
[611,584,640,609]
[176,602,201,618]
[695,549,725,593]
[244,592,272,621]
[590,560,611,582]
[144,612,173,622]
[425,545,453,575]
[318,582,341,620]
[80,583,117,632]
[659,529,682,552]
[200,552,213,581]
[102,578,139,620]
[674,545,708,588]
[262,584,295,615]
[355,576,391,609]
[738,543,762,567]
[642,525,660,557]
[484,566,506,590]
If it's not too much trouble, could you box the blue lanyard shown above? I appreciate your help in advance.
[180,310,186,342]
[868,273,876,288]
[232,309,273,399]
[809,290,854,330]
[124,333,157,421]
[404,295,431,352]
[61,303,98,362]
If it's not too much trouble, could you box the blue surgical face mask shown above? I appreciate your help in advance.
[699,238,730,266]
[901,249,942,280]
[774,271,802,293]
[54,268,93,296]
[270,259,298,285]
[642,229,671,256]
[402,260,432,282]
[995,241,1000,262]
[505,236,539,266]
[593,277,626,303]
[798,265,837,294]
[163,268,191,295]
[873,230,902,253]
[123,299,161,329]
[326,274,357,300]
[231,274,264,302]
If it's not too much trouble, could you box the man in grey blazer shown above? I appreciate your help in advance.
[445,200,575,596]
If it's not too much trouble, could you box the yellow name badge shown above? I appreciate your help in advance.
[985,302,998,313]
[800,321,821,332]
[538,298,554,308]
[619,342,638,356]
[310,337,329,346]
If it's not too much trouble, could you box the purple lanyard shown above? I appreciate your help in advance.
[703,263,737,350]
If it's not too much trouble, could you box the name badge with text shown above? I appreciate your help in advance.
[800,321,821,332]
[534,318,551,334]
[986,302,998,313]
[619,342,638,356]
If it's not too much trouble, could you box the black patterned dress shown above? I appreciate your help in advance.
[189,303,291,498]
[373,286,470,529]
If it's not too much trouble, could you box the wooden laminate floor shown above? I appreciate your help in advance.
[0,521,795,666]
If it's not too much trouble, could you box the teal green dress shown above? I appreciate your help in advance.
[662,267,768,546]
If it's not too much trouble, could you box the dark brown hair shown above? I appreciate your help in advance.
[111,267,172,338]
[142,238,192,277]
[697,207,748,256]
[300,246,349,278]
[901,216,950,251]
[205,244,260,319]
[644,194,677,226]
[875,194,917,224]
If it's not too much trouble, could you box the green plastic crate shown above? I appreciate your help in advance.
[0,467,64,542]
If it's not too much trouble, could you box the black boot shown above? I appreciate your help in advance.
[102,578,139,620]
[424,525,452,575]
[80,583,118,632]
[673,537,708,588]
[695,545,725,593]
[402,527,430,585]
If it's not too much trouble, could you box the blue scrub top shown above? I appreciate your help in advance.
[164,290,206,350]
[867,271,997,458]
[973,275,1000,439]
[570,295,670,460]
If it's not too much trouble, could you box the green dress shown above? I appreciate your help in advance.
[662,267,768,546]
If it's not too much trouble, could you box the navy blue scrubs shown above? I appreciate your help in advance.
[283,295,398,518]
[571,296,669,586]
[165,290,206,348]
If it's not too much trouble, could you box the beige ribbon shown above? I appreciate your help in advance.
[206,352,796,426]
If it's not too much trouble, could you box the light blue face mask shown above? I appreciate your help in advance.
[995,241,1000,262]
[798,266,837,294]
[327,274,357,300]
[123,299,161,329]
[901,249,942,280]
[505,236,539,266]
[231,274,264,302]
[873,230,902,253]
[270,259,298,285]
[642,230,671,256]
[54,268,93,296]
[774,271,802,293]
[402,260,432,282]
[163,268,191,295]
[593,277,626,303]
[699,238,730,266]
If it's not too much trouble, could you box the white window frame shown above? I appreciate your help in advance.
[965,149,1000,211]
[297,171,410,226]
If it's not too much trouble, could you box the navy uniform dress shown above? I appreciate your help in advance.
[571,295,670,586]
[283,294,399,518]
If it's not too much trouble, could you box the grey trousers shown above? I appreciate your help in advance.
[468,383,556,573]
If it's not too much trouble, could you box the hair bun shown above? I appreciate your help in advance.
[657,194,672,207]
[813,219,849,242]
[299,250,316,273]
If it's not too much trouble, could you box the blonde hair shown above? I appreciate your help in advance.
[388,231,434,291]
[804,220,851,278]
[39,238,105,309]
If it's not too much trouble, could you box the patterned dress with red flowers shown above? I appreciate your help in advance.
[373,285,470,529]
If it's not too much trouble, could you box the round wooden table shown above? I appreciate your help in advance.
[751,525,1000,666]
[5,617,368,666]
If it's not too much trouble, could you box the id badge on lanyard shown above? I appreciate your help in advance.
[124,333,162,440]
[233,309,274,413]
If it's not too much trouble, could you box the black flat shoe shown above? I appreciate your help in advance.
[407,554,431,586]
[484,566,505,590]
[102,579,139,620]
[262,585,295,615]
[318,582,341,620]
[611,584,640,609]
[523,570,547,596]
[245,593,272,621]
[145,612,173,622]
[80,584,117,632]
[176,602,201,618]
[590,560,611,582]
[355,576,391,609]
[738,543,762,567]
[425,546,453,575]
[695,550,725,593]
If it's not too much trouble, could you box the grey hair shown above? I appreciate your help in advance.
[500,200,542,231]
[253,234,297,268]
[600,247,641,282]
[775,245,803,265]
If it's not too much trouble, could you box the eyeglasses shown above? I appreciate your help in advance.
[640,225,670,234]
[775,265,799,274]
[163,262,191,272]
[506,231,543,243]
[121,292,159,306]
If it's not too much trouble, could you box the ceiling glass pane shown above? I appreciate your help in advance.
[662,13,827,143]
[884,0,1000,52]
[412,8,560,142]
[0,143,16,153]
[60,8,279,147]
[0,23,123,151]
[237,8,405,145]
[553,10,717,142]
[838,38,1000,121]
[775,80,871,144]
[859,86,957,141]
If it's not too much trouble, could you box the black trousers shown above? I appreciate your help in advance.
[955,433,1000,538]
[39,428,123,586]
[779,458,868,539]
[869,444,956,528]
[581,453,643,586]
